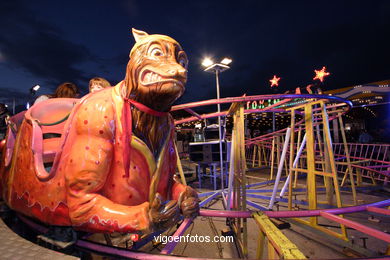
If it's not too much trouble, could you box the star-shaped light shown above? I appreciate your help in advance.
[313,66,330,82]
[269,75,280,87]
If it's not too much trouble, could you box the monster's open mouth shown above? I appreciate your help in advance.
[139,69,183,87]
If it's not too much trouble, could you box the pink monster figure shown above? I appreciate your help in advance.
[0,29,199,234]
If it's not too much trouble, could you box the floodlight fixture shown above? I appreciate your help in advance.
[32,85,40,91]
[202,58,214,67]
[30,84,41,95]
[220,58,232,65]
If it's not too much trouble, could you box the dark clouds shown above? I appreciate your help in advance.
[0,0,389,106]
[0,31,92,84]
[0,1,94,91]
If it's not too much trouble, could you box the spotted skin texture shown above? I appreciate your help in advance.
[0,29,199,234]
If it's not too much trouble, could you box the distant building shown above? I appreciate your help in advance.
[325,80,390,143]
[324,80,390,107]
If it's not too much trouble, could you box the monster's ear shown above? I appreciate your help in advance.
[132,28,149,43]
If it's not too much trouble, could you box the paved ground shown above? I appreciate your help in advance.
[0,164,388,259]
[0,214,78,260]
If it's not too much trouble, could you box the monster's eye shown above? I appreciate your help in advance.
[178,57,187,68]
[177,52,188,69]
[150,47,163,57]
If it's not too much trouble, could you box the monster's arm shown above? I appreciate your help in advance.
[171,179,199,218]
[171,180,187,201]
[65,112,150,233]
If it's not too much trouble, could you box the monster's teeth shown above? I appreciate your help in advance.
[142,71,163,84]
[146,72,152,83]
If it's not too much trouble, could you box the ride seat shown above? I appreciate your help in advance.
[42,138,61,163]
[3,111,26,166]
[26,98,79,163]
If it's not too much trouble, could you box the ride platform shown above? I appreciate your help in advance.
[0,212,78,260]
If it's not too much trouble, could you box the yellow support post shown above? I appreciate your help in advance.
[320,101,347,239]
[252,145,257,168]
[288,108,296,210]
[239,105,248,256]
[304,103,318,225]
[315,123,326,172]
[356,167,362,186]
[256,230,265,259]
[261,144,268,166]
[340,168,349,187]
[281,100,350,242]
[228,102,247,257]
[253,212,306,259]
[270,137,275,180]
[315,120,334,204]
[268,241,277,259]
[294,126,302,188]
[175,144,187,186]
[369,171,377,185]
[276,136,281,172]
[320,101,343,208]
[323,133,335,206]
[257,144,262,167]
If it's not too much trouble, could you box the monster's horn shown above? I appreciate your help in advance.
[132,28,149,43]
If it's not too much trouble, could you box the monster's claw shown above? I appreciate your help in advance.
[149,193,180,231]
[178,187,200,219]
[151,193,163,209]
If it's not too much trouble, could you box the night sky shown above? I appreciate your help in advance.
[0,0,389,109]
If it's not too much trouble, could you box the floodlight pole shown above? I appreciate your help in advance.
[215,69,224,190]
[204,62,230,190]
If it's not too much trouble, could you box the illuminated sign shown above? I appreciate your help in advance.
[246,99,281,110]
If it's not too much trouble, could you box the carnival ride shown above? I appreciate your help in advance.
[0,28,389,259]
[173,93,390,258]
[1,92,389,259]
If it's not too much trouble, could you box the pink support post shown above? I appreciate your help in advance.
[382,146,388,163]
[369,145,375,161]
[200,209,252,218]
[366,206,390,216]
[365,144,371,159]
[352,144,357,158]
[320,212,390,243]
[359,144,364,159]
[160,218,193,255]
[375,145,382,162]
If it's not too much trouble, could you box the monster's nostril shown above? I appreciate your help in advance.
[167,70,176,75]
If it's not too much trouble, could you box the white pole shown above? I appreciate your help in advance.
[279,134,307,198]
[268,127,291,209]
[216,70,224,190]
